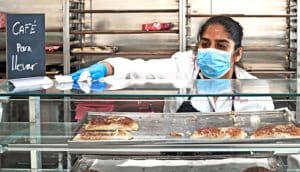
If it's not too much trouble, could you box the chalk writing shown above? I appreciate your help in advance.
[16,43,32,53]
[11,54,38,71]
[6,14,45,79]
[12,20,37,35]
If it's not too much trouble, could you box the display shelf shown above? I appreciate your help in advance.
[45,51,63,55]
[45,28,63,32]
[6,143,300,154]
[243,47,297,52]
[0,79,297,97]
[248,71,296,75]
[0,110,299,154]
[70,0,84,3]
[0,122,77,145]
[70,50,176,56]
[0,28,63,33]
[69,0,181,69]
[0,78,299,170]
[0,169,68,172]
[45,70,60,76]
[0,108,300,154]
[187,45,297,52]
[69,9,179,13]
[0,48,62,54]
[186,14,297,18]
[70,30,179,35]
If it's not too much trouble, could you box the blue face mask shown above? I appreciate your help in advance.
[196,48,231,79]
[197,79,232,94]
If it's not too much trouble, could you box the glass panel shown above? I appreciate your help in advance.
[0,103,298,145]
[0,79,298,97]
[0,169,68,172]
[0,122,78,145]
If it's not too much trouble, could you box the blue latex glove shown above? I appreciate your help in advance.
[72,80,108,93]
[70,63,108,81]
[197,79,232,94]
[72,81,81,90]
[90,81,108,92]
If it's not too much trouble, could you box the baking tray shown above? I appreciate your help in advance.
[68,108,300,145]
[71,154,285,172]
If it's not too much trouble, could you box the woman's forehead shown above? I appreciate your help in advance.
[201,24,232,42]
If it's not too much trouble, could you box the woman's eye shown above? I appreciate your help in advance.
[216,44,228,50]
[199,42,209,48]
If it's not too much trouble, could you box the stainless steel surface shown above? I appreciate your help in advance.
[69,108,299,146]
[187,0,293,75]
[71,155,285,172]
[29,96,41,169]
[63,0,70,75]
[72,0,180,52]
[179,0,187,51]
[7,143,300,154]
[296,0,300,122]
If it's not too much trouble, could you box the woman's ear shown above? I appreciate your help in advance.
[233,47,243,63]
[193,42,200,56]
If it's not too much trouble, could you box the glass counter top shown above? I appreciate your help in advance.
[0,122,78,145]
[0,79,298,97]
[1,122,300,154]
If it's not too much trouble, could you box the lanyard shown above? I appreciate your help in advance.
[198,71,236,112]
[207,96,235,112]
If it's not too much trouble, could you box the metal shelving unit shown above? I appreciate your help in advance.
[69,0,181,69]
[185,0,297,79]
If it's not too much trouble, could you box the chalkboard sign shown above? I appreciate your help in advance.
[6,13,45,79]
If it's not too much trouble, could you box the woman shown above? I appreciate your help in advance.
[71,15,274,113]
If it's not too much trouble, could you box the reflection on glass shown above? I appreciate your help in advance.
[0,79,297,97]
[196,79,232,94]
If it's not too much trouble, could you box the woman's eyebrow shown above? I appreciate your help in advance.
[200,37,209,41]
[216,39,230,44]
[200,37,230,44]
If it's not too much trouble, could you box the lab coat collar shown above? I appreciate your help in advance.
[191,66,258,112]
[235,65,257,79]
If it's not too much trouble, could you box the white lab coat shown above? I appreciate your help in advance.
[104,50,275,113]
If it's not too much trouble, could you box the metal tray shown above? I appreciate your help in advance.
[71,154,285,172]
[68,108,300,146]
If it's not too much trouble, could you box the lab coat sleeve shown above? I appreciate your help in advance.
[103,51,195,80]
[234,96,275,112]
[102,57,135,79]
[235,66,275,111]
[262,96,275,110]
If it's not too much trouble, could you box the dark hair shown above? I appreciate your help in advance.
[197,16,243,50]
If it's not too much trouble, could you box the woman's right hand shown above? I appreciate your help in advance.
[70,63,108,81]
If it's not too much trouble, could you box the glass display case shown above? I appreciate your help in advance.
[0,78,299,171]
